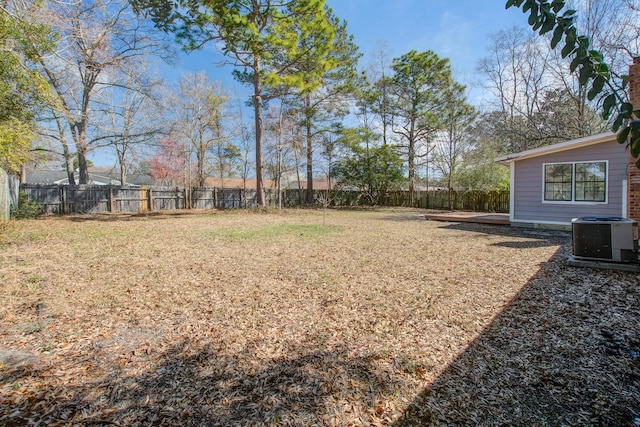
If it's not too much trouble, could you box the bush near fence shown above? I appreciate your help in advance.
[21,184,509,214]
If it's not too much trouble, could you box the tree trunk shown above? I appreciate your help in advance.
[197,140,206,188]
[448,175,453,211]
[120,156,127,186]
[53,115,76,185]
[407,118,416,206]
[77,75,94,185]
[77,148,90,184]
[70,121,90,184]
[254,57,265,207]
[294,143,303,204]
[277,146,282,208]
[75,133,88,184]
[305,93,314,204]
[448,135,453,210]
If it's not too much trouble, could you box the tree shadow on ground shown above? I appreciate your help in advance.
[490,239,561,249]
[394,245,640,426]
[377,210,448,222]
[64,210,216,222]
[1,340,399,426]
[379,211,570,249]
[438,222,570,249]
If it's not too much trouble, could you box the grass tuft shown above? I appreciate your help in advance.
[210,223,344,240]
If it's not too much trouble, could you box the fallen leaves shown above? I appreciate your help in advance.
[0,209,638,425]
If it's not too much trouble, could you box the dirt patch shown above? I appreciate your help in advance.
[0,208,638,425]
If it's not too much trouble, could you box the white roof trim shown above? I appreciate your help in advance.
[494,132,617,164]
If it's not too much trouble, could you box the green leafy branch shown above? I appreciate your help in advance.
[506,0,640,165]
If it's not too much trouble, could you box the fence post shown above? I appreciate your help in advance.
[174,187,178,209]
[108,186,114,212]
[147,188,153,211]
[59,185,64,214]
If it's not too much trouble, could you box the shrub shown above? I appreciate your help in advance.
[11,191,43,219]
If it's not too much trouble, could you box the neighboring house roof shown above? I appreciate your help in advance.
[86,167,153,186]
[494,132,616,164]
[23,171,68,185]
[127,174,154,186]
[29,171,121,185]
[286,181,334,190]
[24,169,153,186]
[203,177,276,189]
[203,178,337,190]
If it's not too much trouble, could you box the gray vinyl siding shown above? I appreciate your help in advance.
[513,139,628,224]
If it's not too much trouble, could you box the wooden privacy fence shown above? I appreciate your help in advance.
[268,189,509,212]
[20,185,267,214]
[311,189,510,212]
[21,184,510,214]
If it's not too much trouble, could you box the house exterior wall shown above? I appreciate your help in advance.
[630,160,640,222]
[512,138,628,225]
[628,59,640,222]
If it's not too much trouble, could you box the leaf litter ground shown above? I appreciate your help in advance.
[0,208,638,426]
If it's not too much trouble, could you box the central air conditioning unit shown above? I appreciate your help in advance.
[572,217,639,263]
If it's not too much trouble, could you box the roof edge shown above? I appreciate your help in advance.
[494,132,617,164]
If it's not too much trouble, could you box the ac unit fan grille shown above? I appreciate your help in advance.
[572,223,613,259]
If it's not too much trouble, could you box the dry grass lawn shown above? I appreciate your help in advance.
[0,208,638,426]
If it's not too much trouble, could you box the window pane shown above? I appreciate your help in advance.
[574,162,606,202]
[544,164,572,201]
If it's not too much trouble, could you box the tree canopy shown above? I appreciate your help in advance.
[389,50,455,201]
[10,0,639,202]
[0,3,53,174]
[506,0,640,165]
[331,127,405,205]
[132,0,339,206]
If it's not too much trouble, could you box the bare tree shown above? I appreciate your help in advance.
[574,0,640,76]
[431,86,476,210]
[168,72,227,188]
[94,61,166,185]
[367,40,395,147]
[542,0,635,137]
[477,27,553,152]
[389,50,454,204]
[209,129,240,190]
[230,96,254,206]
[34,0,168,184]
[478,1,639,155]
[263,102,303,207]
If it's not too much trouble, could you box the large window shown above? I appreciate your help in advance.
[543,161,607,203]
[574,162,606,201]
[544,163,573,201]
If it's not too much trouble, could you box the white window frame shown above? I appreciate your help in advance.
[541,160,608,205]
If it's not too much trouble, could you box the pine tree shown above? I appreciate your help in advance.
[133,0,338,206]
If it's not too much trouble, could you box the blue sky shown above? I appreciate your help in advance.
[171,1,532,99]
[328,1,529,75]
[95,1,534,166]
